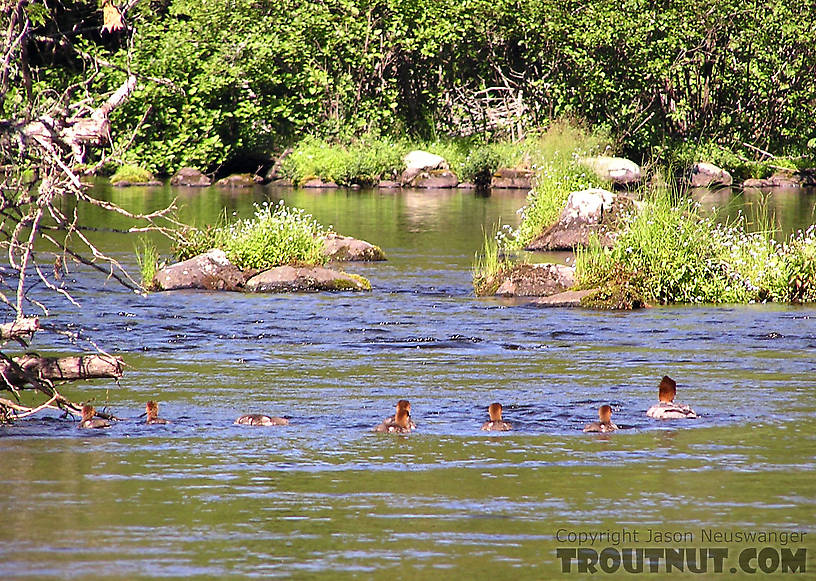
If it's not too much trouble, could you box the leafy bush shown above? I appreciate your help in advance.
[171,201,328,270]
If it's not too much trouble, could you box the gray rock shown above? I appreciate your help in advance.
[377,180,402,189]
[215,173,258,188]
[323,233,386,261]
[111,180,162,187]
[302,177,339,188]
[402,169,459,188]
[404,150,448,171]
[579,156,641,185]
[491,168,535,189]
[494,263,576,297]
[743,171,814,189]
[170,167,211,187]
[689,162,732,188]
[155,249,247,291]
[246,266,370,293]
[530,289,594,307]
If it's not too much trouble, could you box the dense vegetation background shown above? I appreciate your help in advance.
[11,0,816,175]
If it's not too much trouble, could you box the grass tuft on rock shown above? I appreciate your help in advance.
[171,201,328,270]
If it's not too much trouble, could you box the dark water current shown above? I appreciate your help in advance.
[1,183,815,579]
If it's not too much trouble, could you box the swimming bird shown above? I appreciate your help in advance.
[234,414,289,426]
[481,402,512,431]
[145,400,170,424]
[79,404,111,429]
[646,376,697,419]
[583,404,618,433]
[374,399,416,433]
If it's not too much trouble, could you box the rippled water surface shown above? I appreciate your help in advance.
[1,183,815,579]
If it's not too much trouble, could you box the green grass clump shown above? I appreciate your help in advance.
[281,135,407,186]
[504,121,613,249]
[575,188,816,307]
[110,164,154,185]
[171,201,328,270]
[472,224,517,296]
[135,237,161,291]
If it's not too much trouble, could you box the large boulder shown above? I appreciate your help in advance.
[215,173,259,188]
[689,162,732,188]
[154,249,247,291]
[170,167,211,187]
[531,289,595,307]
[401,150,450,185]
[579,156,641,185]
[491,168,535,189]
[403,169,459,188]
[301,177,339,188]
[526,188,634,251]
[323,233,386,261]
[494,263,576,297]
[404,150,448,171]
[246,266,371,292]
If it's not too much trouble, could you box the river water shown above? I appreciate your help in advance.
[1,183,814,579]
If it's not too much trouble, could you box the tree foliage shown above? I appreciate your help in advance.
[28,0,816,173]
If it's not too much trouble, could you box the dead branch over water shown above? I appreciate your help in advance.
[0,1,169,422]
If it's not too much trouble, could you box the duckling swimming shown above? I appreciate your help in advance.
[583,404,618,433]
[78,404,111,429]
[145,400,169,424]
[234,414,289,426]
[646,376,697,419]
[481,402,512,431]
[374,399,416,433]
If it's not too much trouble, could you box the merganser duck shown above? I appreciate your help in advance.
[646,376,697,419]
[583,404,618,433]
[79,404,111,429]
[481,402,512,431]
[234,414,289,426]
[145,400,169,424]
[374,399,416,433]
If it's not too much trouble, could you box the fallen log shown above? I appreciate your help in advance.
[0,317,39,340]
[0,353,123,387]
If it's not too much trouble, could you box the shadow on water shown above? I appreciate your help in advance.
[2,182,815,579]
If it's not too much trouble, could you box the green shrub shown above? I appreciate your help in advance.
[170,201,328,269]
[110,164,154,185]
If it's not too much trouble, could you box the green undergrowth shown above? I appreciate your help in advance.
[575,188,816,307]
[171,200,328,270]
[664,139,816,182]
[280,120,611,189]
